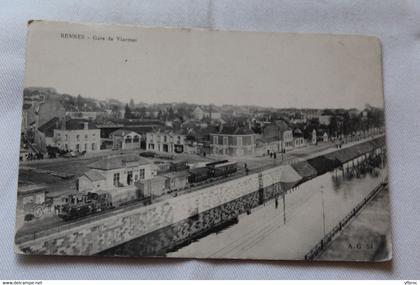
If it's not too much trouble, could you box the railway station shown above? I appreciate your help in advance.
[15,135,387,258]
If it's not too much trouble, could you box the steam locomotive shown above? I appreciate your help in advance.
[56,191,113,221]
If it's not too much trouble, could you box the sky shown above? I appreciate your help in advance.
[24,21,385,109]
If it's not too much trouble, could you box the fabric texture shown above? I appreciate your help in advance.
[0,0,419,279]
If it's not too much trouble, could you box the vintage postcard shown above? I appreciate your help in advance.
[15,20,391,261]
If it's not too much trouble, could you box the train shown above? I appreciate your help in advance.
[56,160,238,221]
[56,191,113,221]
[188,160,238,184]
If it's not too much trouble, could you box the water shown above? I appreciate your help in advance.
[168,165,388,260]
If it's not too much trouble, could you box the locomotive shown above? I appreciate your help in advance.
[56,191,113,221]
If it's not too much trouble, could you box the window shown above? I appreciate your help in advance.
[85,134,88,140]
[84,143,87,151]
[91,143,95,151]
[65,134,68,141]
[243,136,251,145]
[76,144,80,151]
[127,170,133,185]
[113,173,120,187]
[76,134,80,141]
[228,136,234,145]
[218,135,223,145]
[133,135,139,143]
[237,136,242,146]
[139,169,145,180]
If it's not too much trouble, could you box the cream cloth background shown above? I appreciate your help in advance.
[0,0,419,279]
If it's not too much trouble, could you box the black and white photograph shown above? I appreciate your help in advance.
[15,20,391,261]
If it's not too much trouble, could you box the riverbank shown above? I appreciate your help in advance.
[316,187,392,261]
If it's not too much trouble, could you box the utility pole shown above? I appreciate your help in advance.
[321,185,326,237]
[283,190,286,224]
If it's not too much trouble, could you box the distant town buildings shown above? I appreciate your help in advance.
[319,115,332,126]
[19,87,386,162]
[192,106,207,120]
[66,111,105,120]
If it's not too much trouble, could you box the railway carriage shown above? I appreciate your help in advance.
[208,161,238,178]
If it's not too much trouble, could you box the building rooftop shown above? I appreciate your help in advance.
[216,125,255,135]
[64,119,97,130]
[22,103,32,110]
[83,169,106,182]
[88,155,150,170]
[110,129,140,137]
[38,117,60,137]
[162,171,189,178]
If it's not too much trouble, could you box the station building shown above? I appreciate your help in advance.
[77,154,153,192]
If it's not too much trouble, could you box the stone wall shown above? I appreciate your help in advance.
[17,164,287,255]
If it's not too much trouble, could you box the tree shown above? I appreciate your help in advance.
[129,98,135,109]
[124,104,132,119]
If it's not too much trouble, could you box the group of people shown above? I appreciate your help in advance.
[20,151,44,161]
[266,149,285,159]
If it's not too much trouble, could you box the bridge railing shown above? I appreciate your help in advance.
[304,178,388,261]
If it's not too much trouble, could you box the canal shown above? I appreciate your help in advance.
[167,163,388,260]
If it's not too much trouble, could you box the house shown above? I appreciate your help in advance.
[209,112,222,120]
[77,154,153,192]
[30,97,66,130]
[38,117,61,147]
[293,128,305,148]
[109,129,141,150]
[192,106,208,120]
[145,130,187,154]
[312,129,317,145]
[53,119,101,153]
[209,125,256,156]
[319,115,332,126]
[261,120,294,152]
